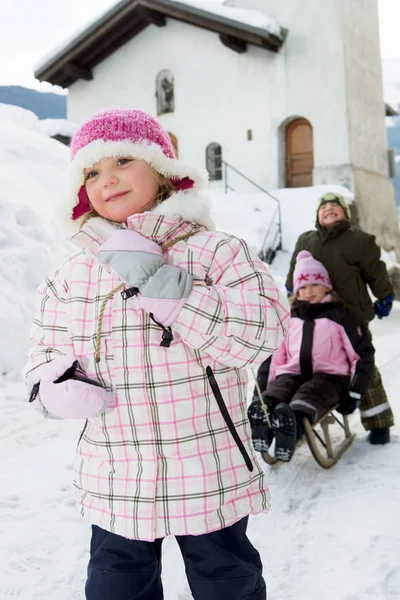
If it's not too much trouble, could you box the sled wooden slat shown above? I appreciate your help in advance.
[261,449,278,465]
[304,412,355,469]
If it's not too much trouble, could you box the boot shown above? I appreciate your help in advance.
[294,410,306,441]
[368,427,390,445]
[247,396,274,452]
[272,404,297,462]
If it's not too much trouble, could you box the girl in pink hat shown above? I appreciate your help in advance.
[23,108,289,600]
[248,250,375,462]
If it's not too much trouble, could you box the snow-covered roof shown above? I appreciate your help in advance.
[34,0,287,88]
[170,0,282,37]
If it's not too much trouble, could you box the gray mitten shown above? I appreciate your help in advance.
[139,265,193,326]
[97,230,165,289]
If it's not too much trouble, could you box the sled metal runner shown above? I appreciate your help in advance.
[261,405,355,469]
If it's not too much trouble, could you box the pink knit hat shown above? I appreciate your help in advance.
[293,251,332,294]
[60,108,208,230]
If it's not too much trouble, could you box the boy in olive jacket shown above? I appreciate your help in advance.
[284,192,394,444]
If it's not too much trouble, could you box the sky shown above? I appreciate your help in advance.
[0,0,399,94]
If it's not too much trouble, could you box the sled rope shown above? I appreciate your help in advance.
[95,283,125,363]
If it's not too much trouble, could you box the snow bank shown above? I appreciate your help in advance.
[39,118,78,138]
[0,104,72,374]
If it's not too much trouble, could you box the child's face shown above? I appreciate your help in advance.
[318,201,345,228]
[298,284,330,303]
[84,157,159,222]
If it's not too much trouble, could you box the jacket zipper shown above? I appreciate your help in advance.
[76,419,88,449]
[206,366,254,472]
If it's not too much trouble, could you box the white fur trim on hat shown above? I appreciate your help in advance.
[57,139,209,233]
[152,191,216,231]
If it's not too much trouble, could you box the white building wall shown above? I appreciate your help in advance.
[234,0,400,255]
[340,0,399,251]
[230,0,352,187]
[68,18,286,192]
[66,0,399,253]
[67,2,356,192]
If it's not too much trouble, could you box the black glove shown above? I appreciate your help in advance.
[285,284,294,298]
[374,293,395,320]
[337,391,362,415]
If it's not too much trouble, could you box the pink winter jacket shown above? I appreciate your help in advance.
[24,192,289,542]
[268,299,374,399]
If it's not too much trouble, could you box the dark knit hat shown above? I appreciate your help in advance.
[317,192,351,220]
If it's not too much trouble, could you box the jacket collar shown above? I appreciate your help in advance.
[292,300,340,319]
[316,219,350,242]
[126,190,215,245]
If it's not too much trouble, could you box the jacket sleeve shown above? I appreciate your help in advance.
[359,234,393,300]
[23,261,75,383]
[173,236,290,369]
[339,311,375,397]
[285,234,306,291]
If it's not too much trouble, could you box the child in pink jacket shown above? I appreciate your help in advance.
[24,108,289,600]
[248,250,374,462]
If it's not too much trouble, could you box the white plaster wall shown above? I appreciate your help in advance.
[233,0,400,255]
[68,18,286,191]
[231,0,351,178]
[67,4,351,192]
[66,0,398,253]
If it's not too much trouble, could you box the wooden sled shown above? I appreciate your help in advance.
[261,406,355,469]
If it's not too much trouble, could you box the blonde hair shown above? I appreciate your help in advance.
[79,166,177,229]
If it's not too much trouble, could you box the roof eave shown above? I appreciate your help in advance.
[385,102,399,117]
[34,0,287,88]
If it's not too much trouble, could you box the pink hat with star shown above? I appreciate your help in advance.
[293,251,332,294]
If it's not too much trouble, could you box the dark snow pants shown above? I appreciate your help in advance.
[265,372,349,422]
[85,517,266,600]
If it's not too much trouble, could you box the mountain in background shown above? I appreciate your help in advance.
[0,85,66,119]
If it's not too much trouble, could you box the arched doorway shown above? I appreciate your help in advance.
[285,118,314,187]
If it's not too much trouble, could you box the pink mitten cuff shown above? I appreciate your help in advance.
[139,296,187,327]
[28,355,114,420]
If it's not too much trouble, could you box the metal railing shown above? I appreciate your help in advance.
[222,161,282,262]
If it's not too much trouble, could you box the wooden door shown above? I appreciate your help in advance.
[285,118,314,187]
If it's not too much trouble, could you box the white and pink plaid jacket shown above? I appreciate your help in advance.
[25,193,289,541]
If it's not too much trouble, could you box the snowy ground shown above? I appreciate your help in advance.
[1,305,400,600]
[1,105,400,599]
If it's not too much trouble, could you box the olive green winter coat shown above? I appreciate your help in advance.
[286,220,393,323]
